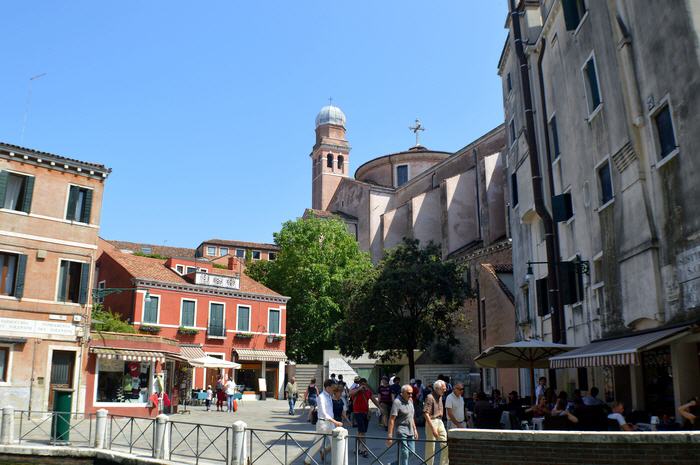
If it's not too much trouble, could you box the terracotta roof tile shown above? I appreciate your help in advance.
[0,142,110,171]
[107,239,197,259]
[201,239,279,251]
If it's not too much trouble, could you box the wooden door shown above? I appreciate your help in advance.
[49,351,75,409]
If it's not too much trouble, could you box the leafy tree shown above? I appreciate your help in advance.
[91,304,136,333]
[337,238,470,378]
[247,215,372,363]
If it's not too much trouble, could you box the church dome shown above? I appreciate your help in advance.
[315,105,346,128]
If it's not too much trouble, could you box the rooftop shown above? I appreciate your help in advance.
[201,239,279,251]
[0,141,111,177]
[107,239,197,259]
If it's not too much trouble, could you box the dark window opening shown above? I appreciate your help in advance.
[536,277,549,316]
[511,172,519,207]
[549,116,561,158]
[58,260,89,304]
[654,104,677,159]
[506,73,512,93]
[552,193,573,222]
[66,185,93,223]
[583,57,601,114]
[0,252,26,297]
[327,154,334,168]
[559,261,584,305]
[598,161,613,205]
[509,118,516,145]
[396,165,409,187]
[562,0,587,31]
[337,155,344,171]
[0,172,33,213]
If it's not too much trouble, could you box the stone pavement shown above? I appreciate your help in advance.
[172,399,445,464]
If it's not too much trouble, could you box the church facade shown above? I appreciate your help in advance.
[306,105,518,390]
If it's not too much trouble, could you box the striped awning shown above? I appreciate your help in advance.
[234,348,287,362]
[549,326,689,369]
[180,344,207,361]
[91,347,166,363]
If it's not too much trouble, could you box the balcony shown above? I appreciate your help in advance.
[194,271,240,290]
[207,324,226,339]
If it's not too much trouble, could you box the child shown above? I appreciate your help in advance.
[205,385,213,411]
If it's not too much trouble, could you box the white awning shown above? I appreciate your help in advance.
[549,326,689,369]
[234,348,287,362]
[189,355,241,369]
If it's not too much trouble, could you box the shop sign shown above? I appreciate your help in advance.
[0,317,76,338]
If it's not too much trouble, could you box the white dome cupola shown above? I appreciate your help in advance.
[315,105,346,128]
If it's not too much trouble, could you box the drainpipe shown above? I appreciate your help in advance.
[509,0,564,343]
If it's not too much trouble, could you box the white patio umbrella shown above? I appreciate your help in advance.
[474,340,576,400]
[188,355,241,369]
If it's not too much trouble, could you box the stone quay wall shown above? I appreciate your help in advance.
[448,429,700,465]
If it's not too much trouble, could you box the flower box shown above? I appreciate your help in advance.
[271,335,284,342]
[178,327,199,335]
[235,332,254,339]
[139,324,161,334]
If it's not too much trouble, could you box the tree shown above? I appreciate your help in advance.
[92,304,136,333]
[337,238,470,379]
[247,214,372,363]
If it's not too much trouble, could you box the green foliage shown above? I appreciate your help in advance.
[234,332,254,339]
[337,238,470,378]
[247,215,372,363]
[213,263,228,270]
[138,324,161,334]
[133,251,169,260]
[91,305,136,333]
[177,327,199,335]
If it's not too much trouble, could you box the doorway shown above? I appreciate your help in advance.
[49,350,75,409]
[206,354,224,388]
[265,367,278,399]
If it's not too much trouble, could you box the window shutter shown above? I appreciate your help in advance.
[562,0,581,31]
[57,262,68,302]
[0,171,8,208]
[66,186,79,220]
[78,262,90,305]
[552,193,573,222]
[15,255,28,299]
[559,262,582,305]
[22,176,35,213]
[536,277,549,316]
[81,189,93,224]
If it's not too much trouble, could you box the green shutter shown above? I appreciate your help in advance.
[57,261,68,302]
[14,255,27,299]
[182,300,195,327]
[562,0,581,31]
[22,176,34,213]
[144,296,158,323]
[81,189,93,224]
[78,262,90,305]
[66,186,79,220]
[0,171,8,208]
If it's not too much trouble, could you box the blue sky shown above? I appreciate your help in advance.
[0,1,508,247]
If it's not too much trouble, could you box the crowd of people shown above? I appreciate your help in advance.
[202,374,239,413]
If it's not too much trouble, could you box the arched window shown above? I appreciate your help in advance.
[327,154,334,168]
[337,155,344,171]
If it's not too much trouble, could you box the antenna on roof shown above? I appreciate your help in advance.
[20,73,47,145]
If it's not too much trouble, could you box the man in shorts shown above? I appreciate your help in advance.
[350,378,381,457]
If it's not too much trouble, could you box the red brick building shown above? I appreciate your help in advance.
[95,239,289,402]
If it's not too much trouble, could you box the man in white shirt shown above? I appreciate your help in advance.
[445,383,466,429]
[305,379,343,465]
[535,377,547,400]
[608,401,636,431]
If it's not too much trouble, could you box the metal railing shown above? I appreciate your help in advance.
[348,434,448,465]
[107,414,155,456]
[169,420,230,465]
[15,410,95,447]
[247,427,333,465]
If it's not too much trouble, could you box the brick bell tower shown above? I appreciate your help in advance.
[311,103,350,211]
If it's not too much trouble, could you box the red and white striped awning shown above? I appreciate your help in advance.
[549,326,688,369]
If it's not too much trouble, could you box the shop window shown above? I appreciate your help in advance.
[237,305,250,332]
[65,185,93,223]
[268,309,281,334]
[57,260,89,304]
[96,359,151,404]
[0,171,34,213]
[1,252,26,298]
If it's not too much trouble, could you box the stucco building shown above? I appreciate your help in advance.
[499,0,700,415]
[307,105,514,380]
[0,142,109,413]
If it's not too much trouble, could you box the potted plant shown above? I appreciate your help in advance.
[272,335,284,342]
[235,332,254,339]
[178,327,199,335]
[139,324,161,334]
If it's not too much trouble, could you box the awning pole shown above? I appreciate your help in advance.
[530,362,536,403]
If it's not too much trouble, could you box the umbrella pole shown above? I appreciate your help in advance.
[530,363,536,403]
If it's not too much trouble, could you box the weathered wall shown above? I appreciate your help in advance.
[444,170,479,255]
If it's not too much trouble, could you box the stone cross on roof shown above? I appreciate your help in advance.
[409,118,425,146]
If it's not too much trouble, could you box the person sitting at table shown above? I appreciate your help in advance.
[583,387,605,406]
[491,389,505,407]
[544,388,557,410]
[568,389,584,411]
[526,396,550,417]
[474,392,491,416]
[552,398,579,424]
[506,391,522,413]
[608,401,636,431]
[678,396,699,430]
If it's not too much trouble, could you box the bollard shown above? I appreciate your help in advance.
[331,427,348,465]
[1,407,14,445]
[231,420,248,465]
[153,414,169,459]
[93,409,108,449]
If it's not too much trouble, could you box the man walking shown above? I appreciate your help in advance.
[350,378,381,457]
[305,379,343,465]
[387,384,418,465]
[286,377,298,415]
[378,376,394,429]
[423,380,448,465]
[445,383,466,429]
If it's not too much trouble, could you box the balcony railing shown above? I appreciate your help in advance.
[207,324,226,338]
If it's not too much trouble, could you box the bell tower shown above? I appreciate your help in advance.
[311,104,350,211]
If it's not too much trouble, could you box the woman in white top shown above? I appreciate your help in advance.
[225,378,237,412]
